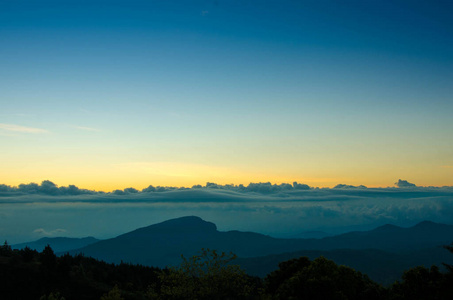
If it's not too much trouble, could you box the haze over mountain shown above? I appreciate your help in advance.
[2,181,453,244]
[68,216,311,267]
[298,220,453,251]
[12,237,99,253]
[236,246,453,285]
[63,216,453,284]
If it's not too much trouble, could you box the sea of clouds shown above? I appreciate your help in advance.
[1,180,452,243]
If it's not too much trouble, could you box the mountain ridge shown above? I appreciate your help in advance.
[13,216,453,284]
[13,236,99,253]
[64,217,453,270]
[117,216,217,238]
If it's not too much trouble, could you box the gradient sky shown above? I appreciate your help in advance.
[1,0,452,191]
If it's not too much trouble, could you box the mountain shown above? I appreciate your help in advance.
[303,220,453,251]
[236,245,453,285]
[13,236,99,253]
[68,216,453,280]
[68,216,311,267]
[289,230,331,239]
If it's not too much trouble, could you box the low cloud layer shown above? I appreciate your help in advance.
[0,180,96,196]
[1,180,452,244]
[33,228,67,237]
[0,178,438,197]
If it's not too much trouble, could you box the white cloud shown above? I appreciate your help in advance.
[0,123,49,134]
[33,228,67,237]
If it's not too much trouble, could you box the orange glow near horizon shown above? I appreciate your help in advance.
[1,155,452,192]
[2,169,452,193]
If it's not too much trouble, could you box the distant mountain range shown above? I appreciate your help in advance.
[237,245,453,285]
[13,216,453,285]
[13,236,99,253]
[67,216,315,267]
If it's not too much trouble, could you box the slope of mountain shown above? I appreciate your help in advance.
[236,245,453,285]
[289,230,331,239]
[68,216,311,267]
[68,216,453,278]
[13,236,99,253]
[307,220,453,251]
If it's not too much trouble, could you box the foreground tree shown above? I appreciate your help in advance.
[100,285,124,300]
[265,256,384,300]
[0,240,13,256]
[154,248,256,299]
[390,243,453,300]
[443,242,453,273]
[389,264,453,300]
[39,292,65,300]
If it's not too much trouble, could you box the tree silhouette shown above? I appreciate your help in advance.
[39,291,65,300]
[266,256,384,300]
[100,285,124,300]
[40,244,57,270]
[156,248,255,299]
[443,242,453,273]
[0,240,13,256]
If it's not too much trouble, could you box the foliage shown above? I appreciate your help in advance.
[387,243,453,300]
[390,265,453,300]
[443,242,453,273]
[40,291,66,300]
[41,244,57,269]
[100,285,124,300]
[0,240,13,256]
[2,242,453,300]
[155,248,256,300]
[0,245,160,300]
[265,256,385,300]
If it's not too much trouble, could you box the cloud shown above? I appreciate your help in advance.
[33,228,67,237]
[2,179,452,197]
[39,180,60,195]
[334,184,367,189]
[395,179,417,188]
[201,10,209,16]
[0,123,49,134]
[0,184,14,192]
[2,183,453,243]
[4,180,96,196]
[112,188,139,195]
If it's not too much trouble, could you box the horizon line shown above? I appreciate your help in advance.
[1,179,452,194]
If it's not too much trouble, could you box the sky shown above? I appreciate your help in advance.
[1,0,453,191]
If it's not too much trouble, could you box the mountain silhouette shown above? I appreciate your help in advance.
[67,216,453,276]
[237,245,453,285]
[69,216,311,266]
[13,236,99,253]
[310,220,453,251]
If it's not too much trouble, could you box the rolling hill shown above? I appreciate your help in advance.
[63,216,453,284]
[12,236,99,253]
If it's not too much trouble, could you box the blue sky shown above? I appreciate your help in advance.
[1,0,452,190]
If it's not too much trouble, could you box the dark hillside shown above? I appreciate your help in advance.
[69,216,453,283]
